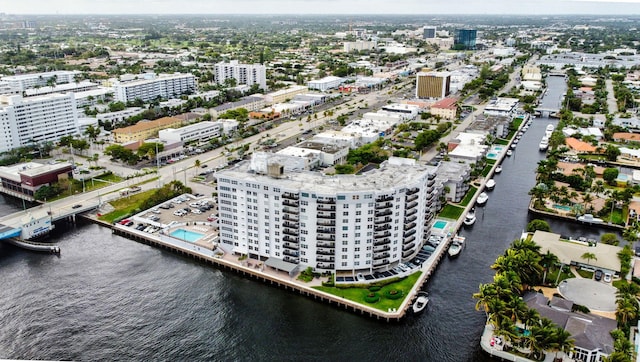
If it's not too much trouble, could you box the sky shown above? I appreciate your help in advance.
[3,0,640,15]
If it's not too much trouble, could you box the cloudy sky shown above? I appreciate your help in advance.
[4,0,640,15]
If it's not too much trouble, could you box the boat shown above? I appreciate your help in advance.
[485,179,496,191]
[539,137,549,151]
[412,292,429,314]
[448,235,466,258]
[506,150,513,157]
[546,124,554,133]
[476,192,489,206]
[577,213,604,225]
[463,208,476,226]
[495,165,502,174]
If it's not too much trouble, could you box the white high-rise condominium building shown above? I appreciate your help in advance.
[0,94,79,152]
[214,61,266,90]
[113,73,196,103]
[216,157,442,273]
[1,70,80,92]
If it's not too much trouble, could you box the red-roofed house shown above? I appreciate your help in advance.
[430,98,458,120]
[565,137,597,153]
[613,132,640,143]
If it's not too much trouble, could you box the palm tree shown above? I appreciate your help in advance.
[194,159,201,176]
[550,327,574,361]
[540,251,559,285]
[580,252,597,266]
[582,192,593,213]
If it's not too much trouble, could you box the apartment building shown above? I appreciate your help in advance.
[216,156,442,274]
[0,94,79,152]
[415,71,451,99]
[113,73,196,103]
[430,98,458,120]
[112,116,182,143]
[1,70,80,92]
[214,61,267,90]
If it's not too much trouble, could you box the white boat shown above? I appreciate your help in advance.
[577,213,604,225]
[476,192,489,206]
[539,137,549,151]
[448,235,466,258]
[412,292,429,314]
[463,209,476,226]
[495,165,502,174]
[546,124,554,133]
[506,150,513,156]
[485,179,496,191]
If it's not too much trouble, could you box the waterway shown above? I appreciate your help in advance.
[0,76,614,361]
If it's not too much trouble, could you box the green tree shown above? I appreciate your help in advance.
[527,219,550,232]
[605,145,621,162]
[580,252,597,265]
[601,233,620,246]
[603,168,620,185]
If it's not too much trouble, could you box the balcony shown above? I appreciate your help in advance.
[406,201,418,210]
[405,215,417,223]
[405,208,417,217]
[402,242,416,251]
[375,216,392,224]
[404,235,416,244]
[317,204,336,212]
[374,224,391,232]
[317,220,336,227]
[283,242,299,250]
[317,234,336,241]
[376,195,394,202]
[373,244,390,253]
[316,227,335,235]
[406,187,419,195]
[402,249,415,258]
[375,202,393,210]
[374,231,391,239]
[283,228,298,236]
[283,256,299,264]
[316,263,335,269]
[375,209,392,218]
[283,199,299,207]
[317,242,335,248]
[427,178,436,187]
[282,192,299,200]
[373,258,390,267]
[317,255,335,263]
[373,238,391,246]
[405,193,419,203]
[404,222,416,231]
[283,221,299,229]
[403,229,416,238]
[283,249,299,257]
[283,214,299,222]
[374,252,390,260]
[317,248,335,255]
[283,235,299,243]
[317,198,336,204]
[426,192,436,203]
[283,207,299,215]
[317,212,336,219]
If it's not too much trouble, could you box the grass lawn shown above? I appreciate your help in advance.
[314,271,422,311]
[439,204,465,219]
[481,165,492,177]
[495,139,509,145]
[486,159,496,165]
[576,269,594,279]
[545,266,575,286]
[98,189,156,224]
[459,186,478,207]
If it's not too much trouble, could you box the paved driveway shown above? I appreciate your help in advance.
[557,278,617,312]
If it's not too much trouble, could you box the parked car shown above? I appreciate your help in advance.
[594,269,603,281]
[603,273,612,283]
[72,204,82,209]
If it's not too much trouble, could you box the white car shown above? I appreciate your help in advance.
[603,273,612,283]
[173,210,185,217]
[191,209,202,214]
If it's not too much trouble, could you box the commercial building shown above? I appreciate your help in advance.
[483,97,519,118]
[1,70,80,92]
[307,76,345,92]
[112,116,183,143]
[95,107,145,126]
[423,26,436,39]
[0,94,79,153]
[214,61,267,90]
[113,73,196,103]
[415,71,451,99]
[429,98,458,120]
[454,29,477,50]
[159,121,223,144]
[0,161,73,200]
[264,86,308,105]
[216,156,442,274]
[209,95,266,119]
[343,41,376,53]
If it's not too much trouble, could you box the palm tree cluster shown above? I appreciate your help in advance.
[474,239,574,360]
[601,281,640,362]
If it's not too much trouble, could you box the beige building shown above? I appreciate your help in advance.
[429,98,458,120]
[415,71,450,99]
[112,116,183,143]
[521,65,542,81]
[264,85,308,105]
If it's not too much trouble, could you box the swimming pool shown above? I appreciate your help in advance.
[553,204,572,211]
[617,174,629,182]
[487,153,498,159]
[433,220,447,230]
[170,229,204,242]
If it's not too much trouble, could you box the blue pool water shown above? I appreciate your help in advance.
[170,229,204,242]
[617,174,629,182]
[487,153,498,159]
[494,146,504,151]
[553,204,572,211]
[433,220,447,229]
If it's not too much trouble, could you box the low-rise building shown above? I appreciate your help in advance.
[159,121,224,144]
[0,161,73,200]
[112,116,183,143]
[436,161,471,203]
[447,132,489,163]
[307,76,345,92]
[264,86,308,105]
[210,95,266,119]
[483,97,519,118]
[430,98,458,120]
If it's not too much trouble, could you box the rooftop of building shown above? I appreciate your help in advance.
[112,116,182,134]
[431,97,458,109]
[0,161,72,181]
[484,97,519,111]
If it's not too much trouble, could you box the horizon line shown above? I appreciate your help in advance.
[5,12,640,16]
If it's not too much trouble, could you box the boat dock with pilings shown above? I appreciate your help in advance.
[87,213,458,322]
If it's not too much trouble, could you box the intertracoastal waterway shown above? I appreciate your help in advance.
[0,76,611,361]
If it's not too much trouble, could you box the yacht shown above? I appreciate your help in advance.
[412,291,429,314]
[495,165,502,174]
[577,213,604,225]
[539,137,549,151]
[447,235,466,258]
[463,208,476,226]
[546,124,554,133]
[485,179,496,191]
[476,192,489,206]
[506,150,513,157]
